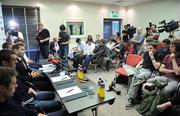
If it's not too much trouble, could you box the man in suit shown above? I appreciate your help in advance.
[0,49,69,116]
[12,42,53,91]
[0,67,46,116]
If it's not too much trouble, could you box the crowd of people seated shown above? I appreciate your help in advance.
[1,20,180,116]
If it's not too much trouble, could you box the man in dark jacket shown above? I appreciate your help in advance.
[0,67,46,116]
[12,42,53,91]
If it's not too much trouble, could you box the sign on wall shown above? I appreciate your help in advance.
[0,2,6,49]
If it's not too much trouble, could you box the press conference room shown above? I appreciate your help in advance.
[0,0,180,116]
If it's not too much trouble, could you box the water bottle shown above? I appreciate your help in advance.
[77,65,84,80]
[99,80,105,98]
[97,77,102,95]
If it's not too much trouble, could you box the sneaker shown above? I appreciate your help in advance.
[157,105,165,112]
[125,100,135,110]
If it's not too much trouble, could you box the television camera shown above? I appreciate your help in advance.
[158,20,180,33]
[124,24,137,39]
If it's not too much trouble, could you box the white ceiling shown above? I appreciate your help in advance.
[70,0,158,6]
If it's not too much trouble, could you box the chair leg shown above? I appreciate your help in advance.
[94,64,97,73]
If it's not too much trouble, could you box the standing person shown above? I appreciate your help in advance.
[58,24,71,66]
[36,23,50,59]
[131,27,145,54]
[6,23,24,43]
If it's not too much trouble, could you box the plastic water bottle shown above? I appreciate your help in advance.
[99,80,105,98]
[77,65,84,80]
[97,77,102,95]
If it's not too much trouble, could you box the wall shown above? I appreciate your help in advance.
[126,0,180,39]
[1,0,126,48]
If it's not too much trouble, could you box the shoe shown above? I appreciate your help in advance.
[157,105,164,112]
[83,70,87,73]
[125,100,135,110]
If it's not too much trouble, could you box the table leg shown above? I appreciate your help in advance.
[91,107,98,116]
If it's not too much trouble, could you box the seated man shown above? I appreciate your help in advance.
[157,38,171,61]
[147,40,180,98]
[12,42,53,91]
[72,38,85,69]
[83,36,95,72]
[126,42,162,110]
[85,39,109,70]
[105,37,125,71]
[49,37,60,55]
[14,38,42,69]
[0,50,65,115]
[2,42,12,50]
[0,67,46,116]
[106,38,115,50]
[92,39,109,61]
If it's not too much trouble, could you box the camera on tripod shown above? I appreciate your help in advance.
[158,20,180,33]
[6,20,18,36]
[124,24,137,39]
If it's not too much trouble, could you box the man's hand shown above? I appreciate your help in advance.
[37,113,47,116]
[149,51,154,59]
[170,53,176,59]
[40,40,44,43]
[27,59,33,64]
[28,88,37,96]
[31,71,41,78]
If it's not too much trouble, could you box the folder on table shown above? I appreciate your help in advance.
[56,82,87,102]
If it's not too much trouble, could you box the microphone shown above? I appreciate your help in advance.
[48,54,66,73]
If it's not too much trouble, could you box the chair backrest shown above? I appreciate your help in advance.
[126,54,142,67]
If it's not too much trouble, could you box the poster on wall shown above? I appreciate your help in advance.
[0,2,5,49]
[65,19,86,38]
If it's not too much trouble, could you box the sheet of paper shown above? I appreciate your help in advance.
[123,64,139,76]
[41,64,55,68]
[42,68,55,73]
[51,75,71,83]
[57,86,82,98]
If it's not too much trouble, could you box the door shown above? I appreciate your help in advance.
[103,18,122,41]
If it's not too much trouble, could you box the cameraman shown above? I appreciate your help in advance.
[6,23,24,43]
[150,24,159,40]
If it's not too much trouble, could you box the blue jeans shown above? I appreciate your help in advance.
[83,55,94,69]
[32,91,62,113]
[60,44,69,66]
[40,45,49,59]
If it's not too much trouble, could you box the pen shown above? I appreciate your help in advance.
[61,76,67,80]
[66,88,73,93]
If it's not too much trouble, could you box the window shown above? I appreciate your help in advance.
[2,5,40,58]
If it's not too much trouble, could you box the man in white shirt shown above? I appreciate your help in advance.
[83,38,95,72]
[72,38,86,68]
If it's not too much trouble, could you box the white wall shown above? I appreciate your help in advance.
[1,0,126,48]
[126,0,180,39]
